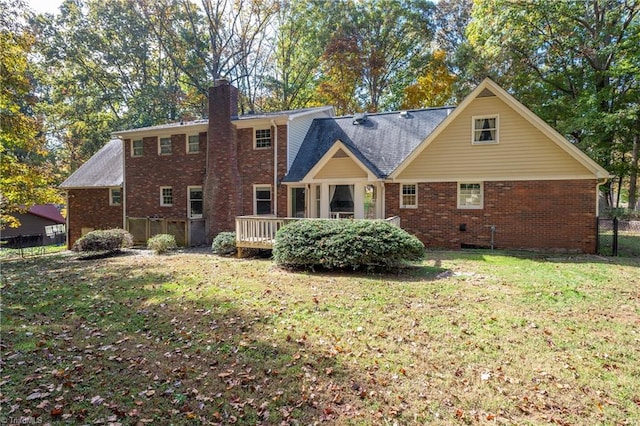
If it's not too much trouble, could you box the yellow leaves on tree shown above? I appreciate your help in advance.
[0,13,61,229]
[401,50,456,109]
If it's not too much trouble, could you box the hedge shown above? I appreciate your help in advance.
[212,232,237,255]
[273,219,425,271]
[72,229,134,253]
[147,234,177,254]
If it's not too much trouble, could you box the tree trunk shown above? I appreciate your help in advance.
[629,132,639,210]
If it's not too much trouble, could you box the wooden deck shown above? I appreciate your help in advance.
[235,215,401,251]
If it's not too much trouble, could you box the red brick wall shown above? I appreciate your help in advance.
[125,133,206,219]
[66,188,123,247]
[237,124,288,216]
[205,81,242,237]
[385,180,598,253]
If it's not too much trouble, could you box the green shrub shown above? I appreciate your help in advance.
[147,234,177,254]
[212,232,237,255]
[72,229,134,253]
[273,219,425,271]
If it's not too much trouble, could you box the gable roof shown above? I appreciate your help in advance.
[27,204,65,223]
[283,107,454,182]
[59,139,123,189]
[391,78,611,179]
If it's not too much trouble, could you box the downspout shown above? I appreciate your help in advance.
[271,119,278,217]
[121,138,126,231]
[64,191,69,249]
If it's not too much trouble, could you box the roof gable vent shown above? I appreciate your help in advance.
[352,112,367,125]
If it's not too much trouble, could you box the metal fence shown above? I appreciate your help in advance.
[0,232,67,257]
[597,218,640,257]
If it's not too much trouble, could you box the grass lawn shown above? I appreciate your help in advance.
[2,249,639,425]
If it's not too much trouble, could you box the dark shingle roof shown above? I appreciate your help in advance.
[283,107,455,182]
[59,139,123,188]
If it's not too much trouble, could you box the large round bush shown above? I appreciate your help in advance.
[72,229,134,253]
[273,219,425,271]
[212,231,237,255]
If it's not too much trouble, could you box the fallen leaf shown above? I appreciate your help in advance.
[91,395,104,406]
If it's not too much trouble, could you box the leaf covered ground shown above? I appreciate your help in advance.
[1,249,639,425]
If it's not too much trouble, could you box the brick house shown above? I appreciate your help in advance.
[61,78,609,253]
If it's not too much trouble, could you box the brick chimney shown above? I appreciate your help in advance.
[204,79,242,239]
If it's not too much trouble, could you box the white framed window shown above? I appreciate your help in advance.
[254,128,272,149]
[132,139,143,157]
[254,185,272,215]
[110,188,122,206]
[400,183,417,208]
[187,134,200,153]
[472,115,499,144]
[458,182,483,209]
[159,137,172,155]
[188,186,203,218]
[160,186,173,206]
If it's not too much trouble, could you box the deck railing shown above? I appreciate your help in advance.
[235,216,300,249]
[235,215,401,249]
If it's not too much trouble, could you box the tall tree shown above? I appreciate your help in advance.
[261,0,333,111]
[136,0,278,114]
[401,49,456,109]
[0,0,60,228]
[467,0,640,207]
[33,0,202,172]
[316,0,435,114]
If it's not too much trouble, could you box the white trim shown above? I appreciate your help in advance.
[457,182,483,209]
[253,184,272,215]
[158,137,172,155]
[472,114,499,144]
[160,186,173,206]
[400,183,418,209]
[187,134,200,154]
[187,185,203,219]
[390,78,610,179]
[131,139,143,157]
[109,187,122,206]
[301,140,378,183]
[112,121,208,140]
[392,174,600,183]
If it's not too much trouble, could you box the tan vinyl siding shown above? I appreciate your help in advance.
[314,157,367,179]
[397,96,593,181]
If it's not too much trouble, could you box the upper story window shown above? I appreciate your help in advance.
[159,137,172,155]
[255,128,272,149]
[472,115,498,144]
[132,140,143,157]
[458,182,483,209]
[160,186,173,206]
[400,183,417,208]
[110,188,122,206]
[187,134,200,153]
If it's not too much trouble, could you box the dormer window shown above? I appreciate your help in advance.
[255,128,272,149]
[472,115,498,144]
